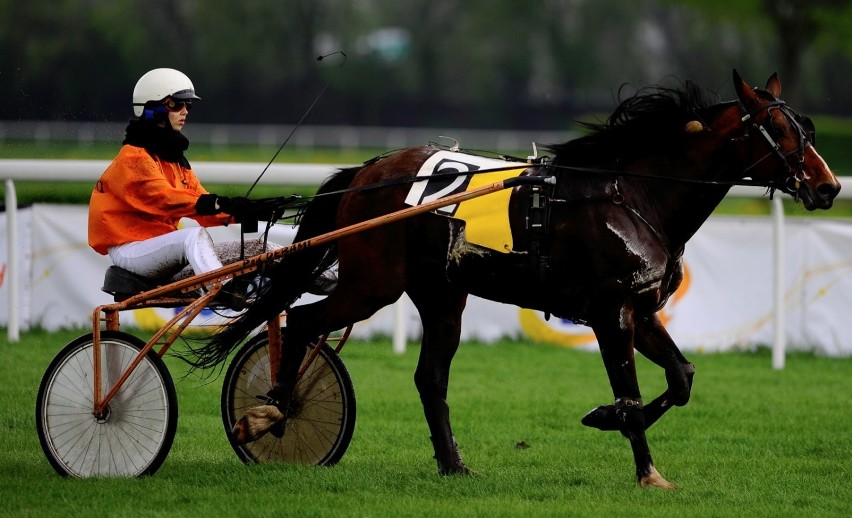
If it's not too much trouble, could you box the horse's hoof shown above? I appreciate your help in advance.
[581,405,620,431]
[639,465,677,490]
[231,404,285,445]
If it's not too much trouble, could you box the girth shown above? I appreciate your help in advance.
[520,169,555,282]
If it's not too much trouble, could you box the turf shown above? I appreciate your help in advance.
[4,127,852,516]
[1,328,850,517]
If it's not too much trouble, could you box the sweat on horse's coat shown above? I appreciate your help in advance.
[605,221,667,294]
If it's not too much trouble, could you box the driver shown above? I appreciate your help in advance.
[88,68,255,306]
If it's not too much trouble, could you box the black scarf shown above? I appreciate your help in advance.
[123,119,191,168]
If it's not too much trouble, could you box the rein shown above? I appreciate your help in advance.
[275,94,814,216]
[301,151,776,205]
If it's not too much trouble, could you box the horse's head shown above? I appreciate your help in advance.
[733,69,840,210]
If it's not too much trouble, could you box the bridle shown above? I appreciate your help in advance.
[738,96,816,199]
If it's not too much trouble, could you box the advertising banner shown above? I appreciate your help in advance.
[2,205,851,356]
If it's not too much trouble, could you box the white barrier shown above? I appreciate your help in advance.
[0,159,347,185]
[3,161,851,363]
[2,204,852,358]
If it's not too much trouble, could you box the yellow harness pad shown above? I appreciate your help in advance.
[404,151,527,253]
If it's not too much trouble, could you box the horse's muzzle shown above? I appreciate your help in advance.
[801,178,841,210]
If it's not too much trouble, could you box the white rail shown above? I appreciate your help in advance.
[0,159,345,185]
[2,160,849,368]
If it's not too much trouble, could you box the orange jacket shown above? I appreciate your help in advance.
[88,144,229,254]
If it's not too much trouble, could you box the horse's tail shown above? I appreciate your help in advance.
[179,166,361,370]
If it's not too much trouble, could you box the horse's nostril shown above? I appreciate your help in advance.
[817,182,840,199]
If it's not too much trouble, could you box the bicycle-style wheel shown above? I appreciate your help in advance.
[35,331,178,477]
[221,332,356,466]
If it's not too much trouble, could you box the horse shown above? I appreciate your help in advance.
[190,70,840,489]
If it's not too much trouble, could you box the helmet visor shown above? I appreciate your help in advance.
[171,88,201,101]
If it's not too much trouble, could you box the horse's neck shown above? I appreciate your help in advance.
[645,176,731,246]
[621,153,736,250]
[629,105,750,248]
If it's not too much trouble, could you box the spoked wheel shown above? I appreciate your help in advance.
[221,331,356,466]
[35,331,178,477]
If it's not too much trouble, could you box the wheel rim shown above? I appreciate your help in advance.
[230,345,349,465]
[40,340,172,477]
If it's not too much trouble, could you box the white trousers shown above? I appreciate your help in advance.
[108,227,223,279]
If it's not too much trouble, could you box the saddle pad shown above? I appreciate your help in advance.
[404,151,527,253]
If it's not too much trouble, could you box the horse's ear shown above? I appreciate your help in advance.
[765,72,781,98]
[733,69,757,105]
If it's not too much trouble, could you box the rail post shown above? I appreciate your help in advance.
[771,195,785,370]
[392,295,408,355]
[4,179,19,342]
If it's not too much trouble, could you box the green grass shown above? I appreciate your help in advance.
[1,328,850,517]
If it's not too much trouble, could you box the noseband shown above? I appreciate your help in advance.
[739,99,815,198]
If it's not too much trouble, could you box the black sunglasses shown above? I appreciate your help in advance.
[163,98,193,112]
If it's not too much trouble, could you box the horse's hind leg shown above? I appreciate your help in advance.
[233,276,403,444]
[230,311,311,444]
[407,282,471,475]
[591,304,675,489]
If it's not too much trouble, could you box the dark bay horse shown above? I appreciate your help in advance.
[194,71,839,488]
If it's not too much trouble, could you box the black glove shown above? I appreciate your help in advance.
[196,194,295,231]
[195,194,250,217]
[214,196,251,218]
[195,193,220,215]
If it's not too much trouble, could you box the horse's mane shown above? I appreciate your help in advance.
[548,80,721,165]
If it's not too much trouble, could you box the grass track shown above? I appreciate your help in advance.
[1,328,850,517]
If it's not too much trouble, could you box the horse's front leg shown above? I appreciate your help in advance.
[634,314,695,428]
[409,287,471,475]
[591,305,675,489]
[583,313,695,431]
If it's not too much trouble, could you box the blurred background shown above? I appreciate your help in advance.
[4,0,852,129]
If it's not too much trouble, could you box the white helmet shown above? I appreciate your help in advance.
[132,68,201,117]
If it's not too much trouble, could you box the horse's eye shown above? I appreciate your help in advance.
[797,115,816,146]
[768,118,786,138]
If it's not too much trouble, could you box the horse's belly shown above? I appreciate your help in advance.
[452,238,679,320]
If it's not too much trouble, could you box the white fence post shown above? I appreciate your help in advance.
[772,195,785,370]
[5,179,19,342]
[392,294,408,355]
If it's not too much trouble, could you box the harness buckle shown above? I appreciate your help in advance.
[785,175,802,193]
